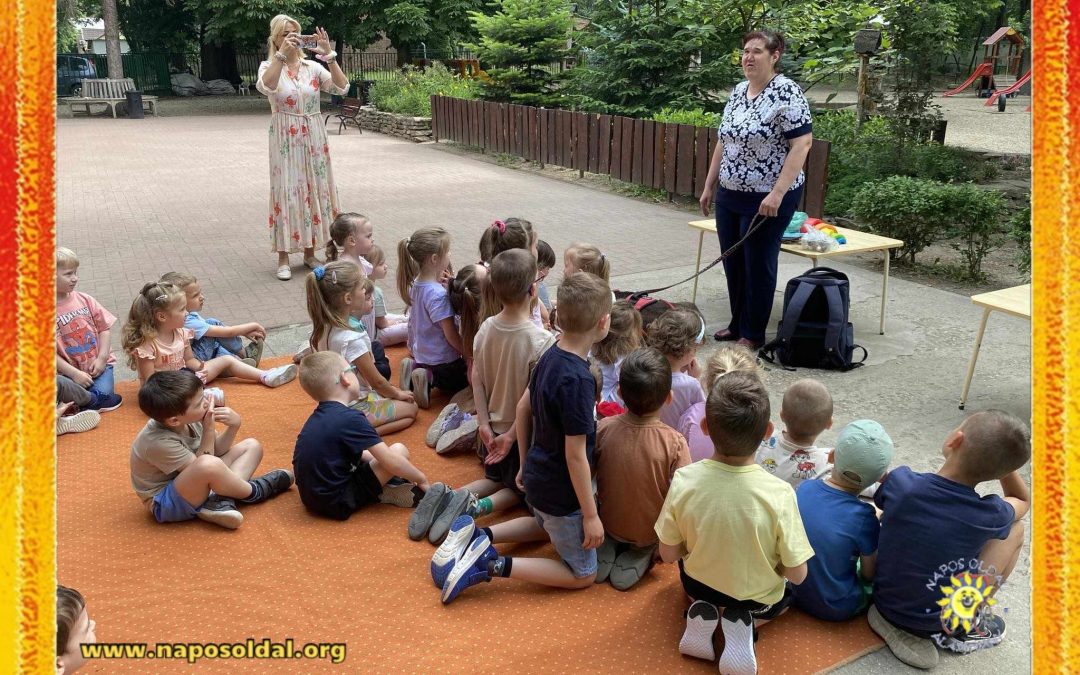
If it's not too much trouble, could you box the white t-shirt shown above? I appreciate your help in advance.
[658,371,705,429]
[755,429,831,489]
[316,326,373,396]
[598,356,625,405]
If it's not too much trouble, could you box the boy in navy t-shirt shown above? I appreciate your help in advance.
[795,420,894,621]
[868,410,1030,669]
[293,351,432,520]
[431,272,613,604]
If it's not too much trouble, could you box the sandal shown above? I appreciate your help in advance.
[713,328,738,342]
[276,264,292,281]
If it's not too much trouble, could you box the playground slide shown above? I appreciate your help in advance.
[942,62,994,97]
[985,69,1032,105]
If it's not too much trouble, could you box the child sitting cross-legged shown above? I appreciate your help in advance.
[655,371,814,674]
[595,347,690,590]
[868,410,1030,669]
[293,351,441,520]
[795,420,894,622]
[160,271,266,367]
[129,369,294,530]
[755,378,833,487]
[428,271,613,604]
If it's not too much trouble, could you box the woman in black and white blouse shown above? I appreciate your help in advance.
[699,30,813,349]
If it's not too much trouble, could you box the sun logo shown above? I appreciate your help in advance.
[937,572,998,635]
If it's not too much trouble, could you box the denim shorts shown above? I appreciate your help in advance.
[533,507,598,578]
[151,481,203,523]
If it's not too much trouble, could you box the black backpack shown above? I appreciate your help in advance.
[759,267,867,371]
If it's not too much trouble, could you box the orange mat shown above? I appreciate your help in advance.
[58,349,883,673]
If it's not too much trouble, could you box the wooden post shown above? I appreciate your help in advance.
[856,53,870,131]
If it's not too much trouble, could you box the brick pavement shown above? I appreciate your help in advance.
[57,112,703,330]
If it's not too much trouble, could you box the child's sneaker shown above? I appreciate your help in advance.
[431,514,479,588]
[243,469,294,504]
[86,391,123,412]
[717,607,756,675]
[245,338,265,367]
[428,488,476,544]
[261,364,297,388]
[435,415,478,455]
[867,605,939,669]
[409,482,451,540]
[679,600,719,661]
[196,496,244,530]
[609,544,656,591]
[398,357,415,392]
[426,403,461,447]
[595,537,617,584]
[441,533,497,604]
[933,608,1006,654]
[411,367,431,409]
[378,477,423,508]
[56,409,100,435]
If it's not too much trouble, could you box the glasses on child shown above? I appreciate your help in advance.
[342,364,358,377]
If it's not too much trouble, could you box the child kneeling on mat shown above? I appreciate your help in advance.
[129,369,294,530]
[655,371,814,674]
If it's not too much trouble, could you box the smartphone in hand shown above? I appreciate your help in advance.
[300,35,319,50]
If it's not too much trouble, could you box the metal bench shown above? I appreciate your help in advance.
[324,97,362,135]
[62,78,159,118]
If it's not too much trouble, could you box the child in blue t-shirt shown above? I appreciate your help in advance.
[795,420,894,621]
[428,272,613,604]
[868,410,1030,669]
[160,272,266,365]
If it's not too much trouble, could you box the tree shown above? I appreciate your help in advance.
[469,0,574,106]
[102,0,123,77]
[117,0,199,54]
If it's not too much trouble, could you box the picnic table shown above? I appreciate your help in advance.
[687,220,904,335]
[958,283,1031,409]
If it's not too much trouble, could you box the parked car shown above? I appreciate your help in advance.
[57,55,97,96]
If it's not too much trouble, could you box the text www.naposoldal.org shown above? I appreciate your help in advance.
[82,638,347,664]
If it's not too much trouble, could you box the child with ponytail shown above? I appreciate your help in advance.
[304,260,417,435]
[362,244,408,347]
[325,212,375,275]
[122,281,296,388]
[477,218,543,330]
[397,227,467,409]
[592,300,643,407]
[678,344,764,461]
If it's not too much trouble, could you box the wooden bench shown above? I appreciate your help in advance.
[324,97,363,135]
[62,78,159,118]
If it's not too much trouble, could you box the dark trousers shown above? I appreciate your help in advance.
[371,340,391,381]
[715,186,802,344]
[418,357,469,396]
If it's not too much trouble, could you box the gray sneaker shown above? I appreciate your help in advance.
[867,605,940,669]
[378,477,422,508]
[426,403,461,447]
[595,537,617,584]
[398,357,415,392]
[196,496,243,530]
[428,488,475,544]
[609,544,656,591]
[411,367,431,409]
[245,338,265,367]
[408,482,451,540]
[435,416,479,455]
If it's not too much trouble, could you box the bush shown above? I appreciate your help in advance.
[652,108,721,128]
[851,176,948,263]
[1009,204,1031,278]
[368,64,481,117]
[939,183,1008,280]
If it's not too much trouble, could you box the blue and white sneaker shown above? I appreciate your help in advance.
[431,515,478,589]
[441,534,498,605]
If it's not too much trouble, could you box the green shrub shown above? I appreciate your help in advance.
[851,176,948,263]
[1009,204,1031,278]
[812,110,891,146]
[939,183,1008,280]
[368,64,481,117]
[652,108,721,128]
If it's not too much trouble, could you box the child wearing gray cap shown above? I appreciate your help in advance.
[794,420,894,622]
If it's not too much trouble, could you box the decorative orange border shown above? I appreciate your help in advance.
[0,3,1057,675]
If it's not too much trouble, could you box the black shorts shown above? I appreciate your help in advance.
[371,340,391,381]
[481,440,525,499]
[417,358,469,395]
[679,560,794,620]
[314,462,382,520]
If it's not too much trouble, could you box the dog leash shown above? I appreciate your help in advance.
[627,213,771,300]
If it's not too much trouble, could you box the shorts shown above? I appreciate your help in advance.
[371,340,392,381]
[317,462,383,520]
[533,507,598,578]
[151,481,203,523]
[416,358,469,395]
[679,560,794,620]
[481,440,525,499]
[351,392,398,426]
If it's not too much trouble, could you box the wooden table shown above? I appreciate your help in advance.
[687,220,904,334]
[959,284,1031,409]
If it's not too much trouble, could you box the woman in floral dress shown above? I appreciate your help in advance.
[257,16,350,280]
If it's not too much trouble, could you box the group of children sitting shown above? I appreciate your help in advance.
[56,213,1031,673]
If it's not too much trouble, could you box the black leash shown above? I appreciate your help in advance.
[627,213,770,300]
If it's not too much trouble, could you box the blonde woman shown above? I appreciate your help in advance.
[257,15,350,280]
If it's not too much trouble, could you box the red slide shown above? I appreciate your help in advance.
[985,69,1032,106]
[942,62,994,97]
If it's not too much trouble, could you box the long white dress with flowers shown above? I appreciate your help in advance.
[256,59,349,253]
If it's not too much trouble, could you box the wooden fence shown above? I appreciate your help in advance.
[430,96,830,219]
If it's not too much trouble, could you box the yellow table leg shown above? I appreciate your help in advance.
[959,307,992,410]
[691,231,704,305]
[880,251,890,335]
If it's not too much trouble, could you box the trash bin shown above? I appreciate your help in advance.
[359,80,376,105]
[125,90,144,119]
